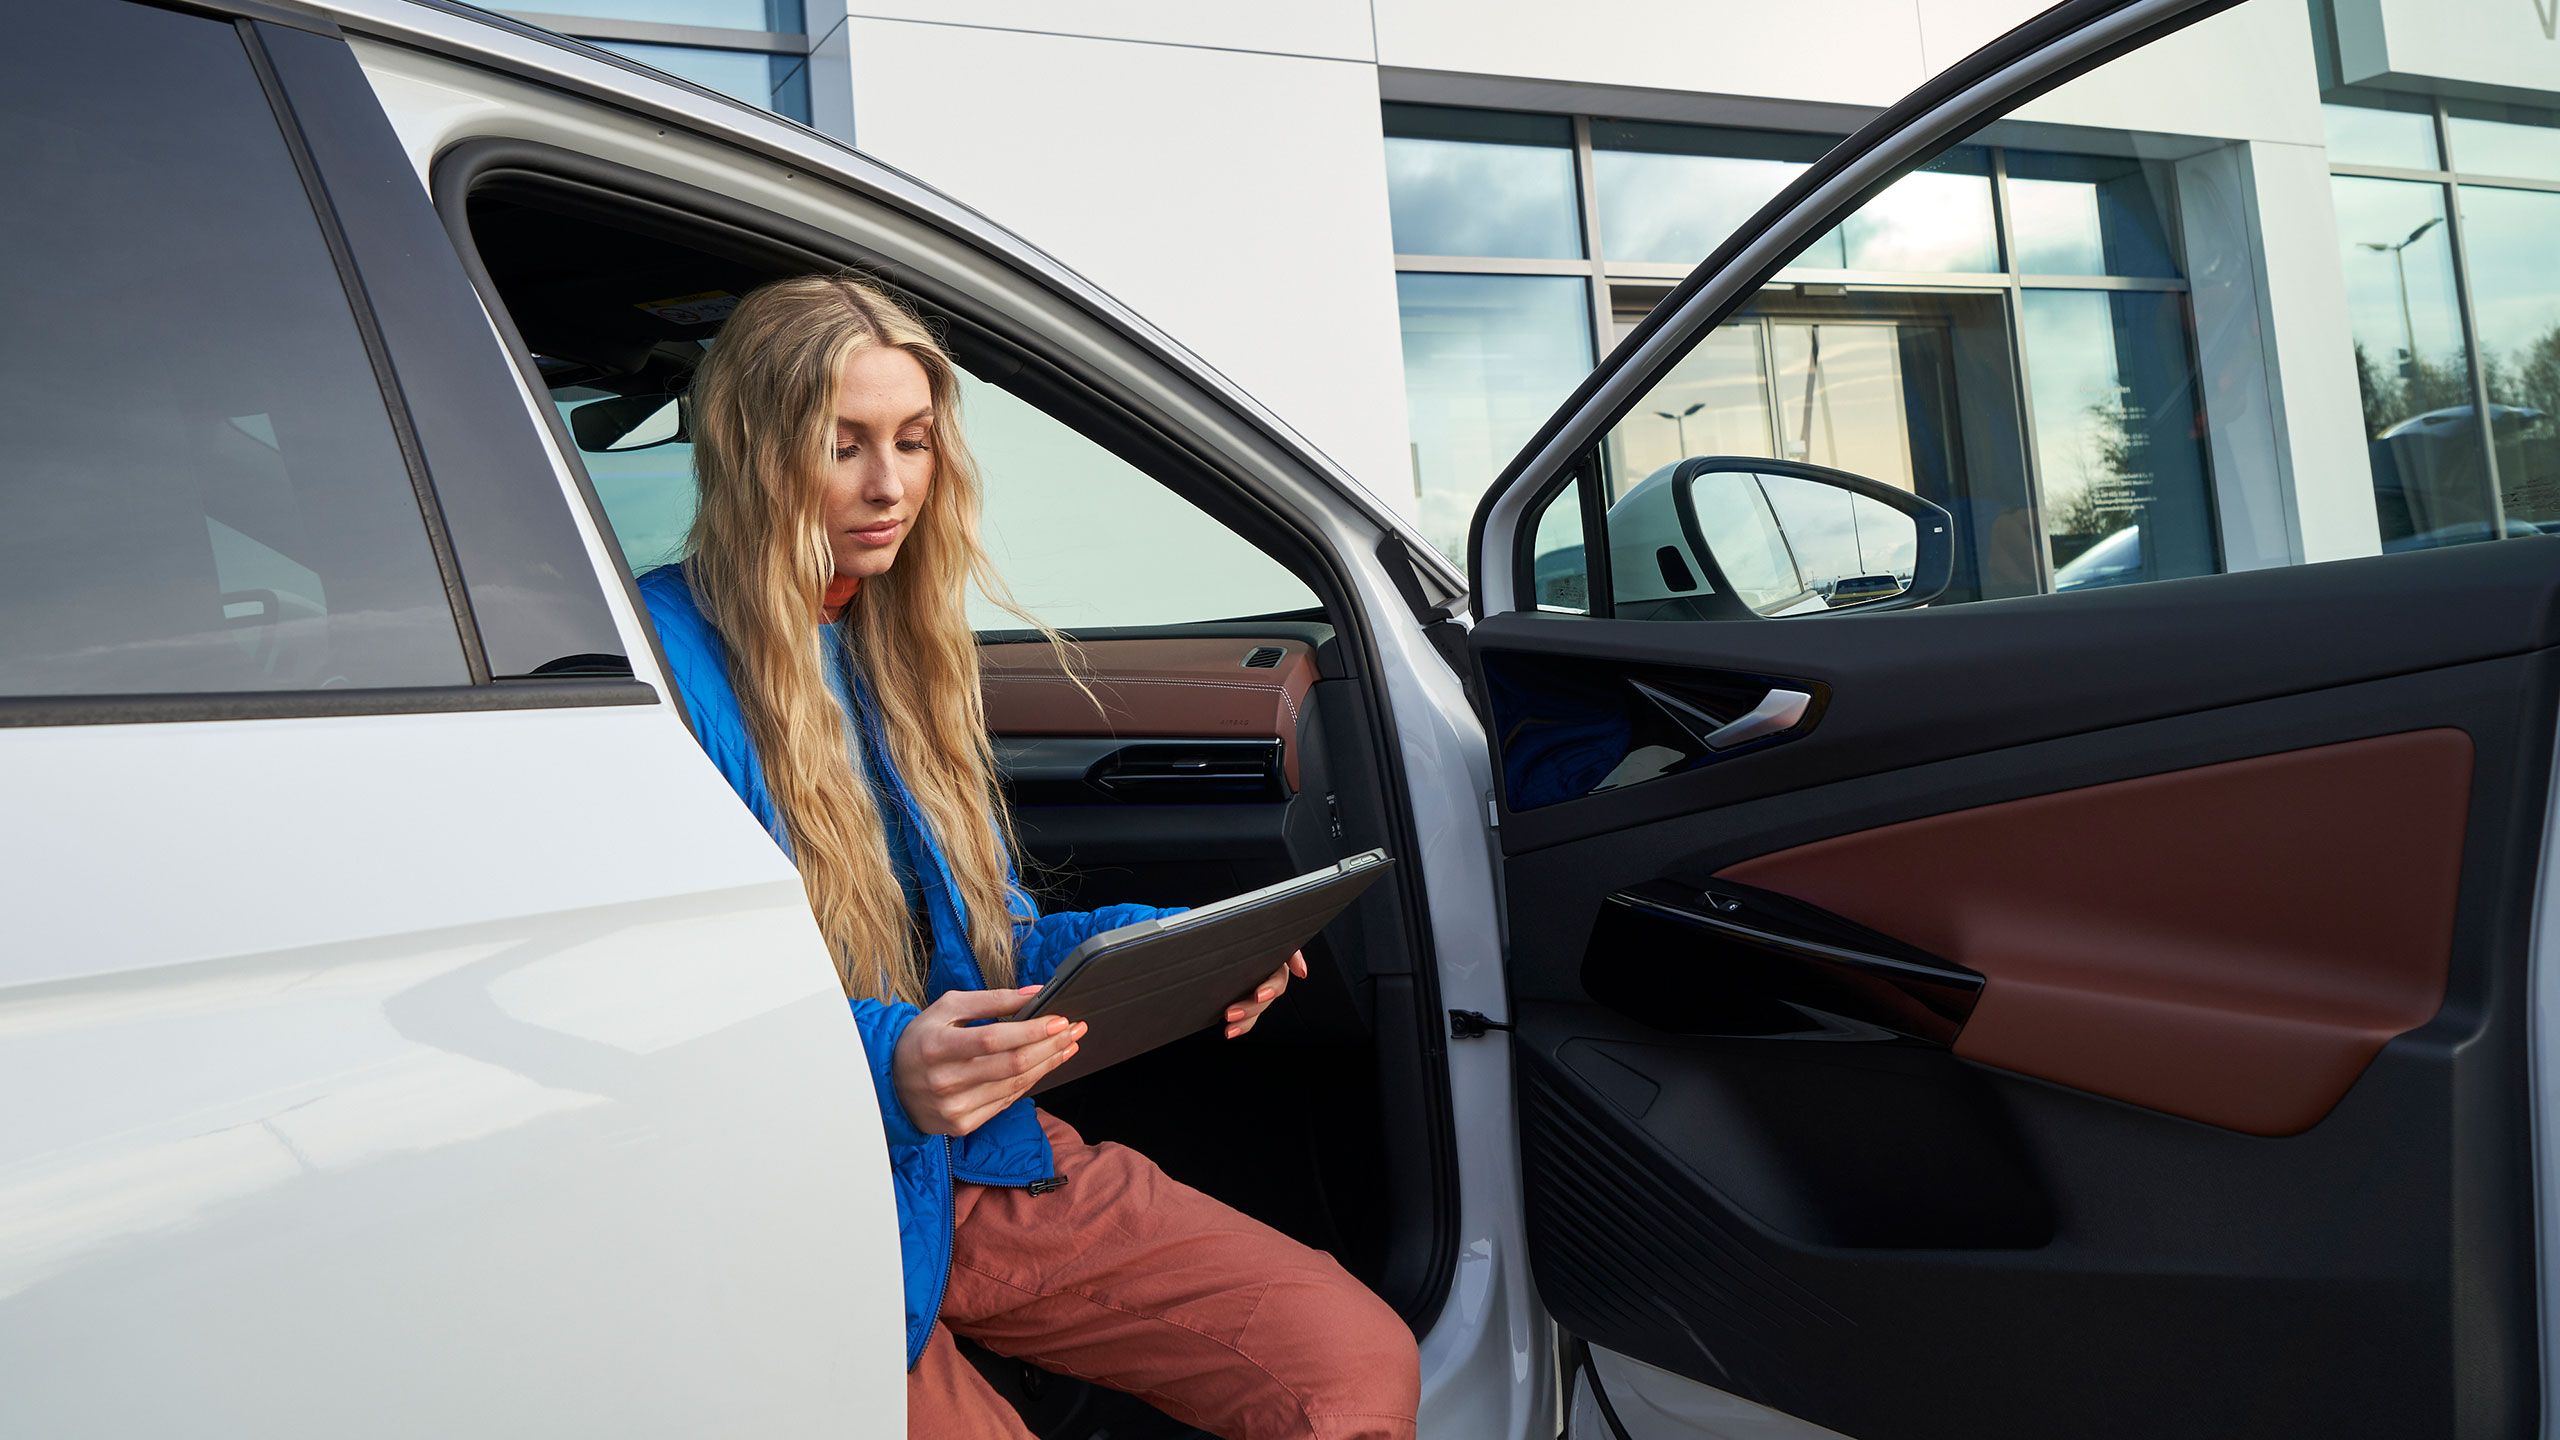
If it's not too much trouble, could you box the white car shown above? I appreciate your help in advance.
[8,1,2559,1437]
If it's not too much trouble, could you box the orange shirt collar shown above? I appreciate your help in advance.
[821,573,861,622]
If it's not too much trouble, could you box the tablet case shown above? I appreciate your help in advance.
[1013,850,1392,1094]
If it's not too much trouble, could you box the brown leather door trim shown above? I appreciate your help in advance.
[1716,729,2474,1136]
[980,637,1316,790]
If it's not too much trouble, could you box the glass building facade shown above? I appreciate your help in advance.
[2322,91,2560,545]
[1386,104,2216,586]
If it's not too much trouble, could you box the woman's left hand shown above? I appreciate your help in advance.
[1224,951,1308,1039]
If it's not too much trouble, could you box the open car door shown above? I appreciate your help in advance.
[1466,1,2557,1435]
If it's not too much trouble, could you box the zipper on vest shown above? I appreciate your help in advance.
[924,1135,955,1355]
[1026,1176,1065,1196]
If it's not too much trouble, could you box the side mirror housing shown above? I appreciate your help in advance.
[1604,456,1953,620]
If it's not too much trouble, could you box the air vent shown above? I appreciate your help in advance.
[1242,645,1285,669]
[1090,740,1284,802]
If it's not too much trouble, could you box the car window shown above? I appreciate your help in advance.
[959,375,1317,630]
[0,2,469,696]
[1518,0,2560,621]
[565,357,1317,633]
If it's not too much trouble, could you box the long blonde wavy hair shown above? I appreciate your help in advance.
[684,273,1049,1005]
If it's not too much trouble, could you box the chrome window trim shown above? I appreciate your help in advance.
[492,12,810,54]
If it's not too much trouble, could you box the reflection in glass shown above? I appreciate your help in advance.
[1592,123,1836,267]
[1687,473,1806,612]
[1754,475,1917,601]
[1384,106,1582,260]
[595,41,811,120]
[2021,290,2216,587]
[2329,176,2488,543]
[1528,481,1591,613]
[2448,103,2560,183]
[2321,97,2440,170]
[2004,152,2180,277]
[1593,122,1995,272]
[1605,466,1917,619]
[1605,325,1774,492]
[1772,323,1916,486]
[2456,185,2560,529]
[1397,273,1595,567]
[516,0,803,26]
[1838,154,1996,272]
[0,0,470,696]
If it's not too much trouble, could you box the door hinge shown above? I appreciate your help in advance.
[1448,1009,1512,1040]
[1486,791,1501,829]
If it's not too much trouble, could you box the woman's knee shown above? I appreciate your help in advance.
[1241,1266,1420,1426]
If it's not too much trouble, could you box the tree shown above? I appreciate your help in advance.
[2046,390,2149,563]
[2353,338,2474,438]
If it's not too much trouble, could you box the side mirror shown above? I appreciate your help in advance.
[1604,456,1953,620]
[570,392,687,453]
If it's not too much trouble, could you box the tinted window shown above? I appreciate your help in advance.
[0,4,466,696]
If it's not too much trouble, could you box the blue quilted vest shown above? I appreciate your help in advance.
[637,564,1169,1368]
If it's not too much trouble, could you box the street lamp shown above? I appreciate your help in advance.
[2357,215,2444,386]
[1653,400,1705,455]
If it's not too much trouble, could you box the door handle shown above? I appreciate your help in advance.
[1703,688,1812,750]
[1629,680,1814,753]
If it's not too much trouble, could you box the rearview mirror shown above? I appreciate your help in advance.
[1605,456,1952,620]
[570,392,686,453]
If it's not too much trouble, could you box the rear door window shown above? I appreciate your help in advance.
[0,3,467,697]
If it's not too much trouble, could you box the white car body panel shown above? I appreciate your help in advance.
[0,703,901,1434]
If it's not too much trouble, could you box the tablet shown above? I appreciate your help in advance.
[1011,849,1393,1094]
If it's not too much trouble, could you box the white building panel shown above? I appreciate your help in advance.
[849,17,1416,513]
[1372,0,1929,108]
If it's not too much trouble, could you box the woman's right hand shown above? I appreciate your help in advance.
[891,986,1086,1137]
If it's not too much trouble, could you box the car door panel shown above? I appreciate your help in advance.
[1719,727,2474,1137]
[1480,537,2560,851]
[3,706,901,1437]
[0,14,905,1427]
[1482,551,2556,1434]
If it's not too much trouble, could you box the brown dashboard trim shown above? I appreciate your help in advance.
[980,637,1316,790]
[1715,730,2475,1136]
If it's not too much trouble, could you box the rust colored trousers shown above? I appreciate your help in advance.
[907,1111,1421,1439]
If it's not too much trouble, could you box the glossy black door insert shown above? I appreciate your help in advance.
[1584,878,1981,1045]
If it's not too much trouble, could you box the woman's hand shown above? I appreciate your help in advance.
[892,986,1085,1137]
[1223,951,1308,1039]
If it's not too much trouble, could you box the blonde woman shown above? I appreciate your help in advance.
[637,275,1419,1439]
